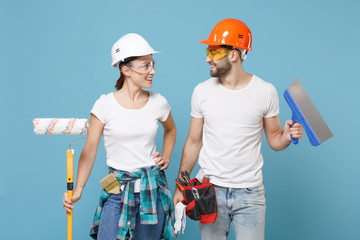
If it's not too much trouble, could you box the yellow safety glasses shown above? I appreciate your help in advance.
[206,48,232,61]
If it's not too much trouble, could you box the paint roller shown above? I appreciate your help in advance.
[33,118,88,240]
[284,78,333,146]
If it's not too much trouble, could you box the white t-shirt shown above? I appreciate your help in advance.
[191,75,279,188]
[91,91,171,172]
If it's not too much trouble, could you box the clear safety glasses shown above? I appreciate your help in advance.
[206,48,232,61]
[128,61,155,74]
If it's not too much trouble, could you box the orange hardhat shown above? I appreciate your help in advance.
[199,18,252,51]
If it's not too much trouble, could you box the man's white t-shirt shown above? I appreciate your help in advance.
[191,75,279,188]
[91,91,171,172]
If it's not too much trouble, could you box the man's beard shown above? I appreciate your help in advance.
[210,58,232,78]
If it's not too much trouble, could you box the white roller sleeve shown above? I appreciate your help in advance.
[33,118,88,135]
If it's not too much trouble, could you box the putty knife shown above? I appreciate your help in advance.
[284,78,333,146]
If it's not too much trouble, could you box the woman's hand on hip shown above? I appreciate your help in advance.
[153,152,170,170]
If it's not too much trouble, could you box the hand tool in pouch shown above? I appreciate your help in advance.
[184,171,191,183]
[33,118,88,240]
[284,78,333,146]
[181,171,190,186]
[176,178,185,191]
[191,188,207,214]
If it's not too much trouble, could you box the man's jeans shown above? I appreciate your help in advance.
[200,183,266,240]
[98,192,165,240]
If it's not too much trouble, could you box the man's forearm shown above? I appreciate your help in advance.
[177,139,202,177]
[268,130,291,151]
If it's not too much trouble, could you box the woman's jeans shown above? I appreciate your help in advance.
[98,191,165,240]
[200,183,266,240]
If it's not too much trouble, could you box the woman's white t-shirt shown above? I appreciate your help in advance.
[91,91,171,172]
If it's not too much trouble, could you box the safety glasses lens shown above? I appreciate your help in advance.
[129,61,154,74]
[206,48,231,61]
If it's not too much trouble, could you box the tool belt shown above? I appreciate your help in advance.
[176,172,217,224]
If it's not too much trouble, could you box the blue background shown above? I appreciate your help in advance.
[1,0,359,239]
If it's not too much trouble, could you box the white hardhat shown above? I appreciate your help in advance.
[111,33,159,68]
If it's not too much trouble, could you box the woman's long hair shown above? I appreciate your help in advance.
[115,56,138,90]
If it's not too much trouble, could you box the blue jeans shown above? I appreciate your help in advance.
[200,183,266,240]
[97,192,165,240]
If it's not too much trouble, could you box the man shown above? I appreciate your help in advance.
[173,19,304,240]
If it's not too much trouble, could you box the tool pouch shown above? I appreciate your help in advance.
[180,177,217,224]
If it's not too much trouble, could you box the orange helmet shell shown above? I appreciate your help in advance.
[200,19,252,51]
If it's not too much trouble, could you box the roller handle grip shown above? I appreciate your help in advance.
[66,150,74,240]
[68,190,73,240]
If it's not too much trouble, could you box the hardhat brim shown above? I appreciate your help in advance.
[199,39,213,45]
[200,39,252,51]
[111,50,160,68]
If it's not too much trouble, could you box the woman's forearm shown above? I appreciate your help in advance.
[162,127,176,160]
[73,114,103,194]
[74,143,97,194]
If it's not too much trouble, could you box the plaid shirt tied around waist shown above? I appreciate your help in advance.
[90,166,177,240]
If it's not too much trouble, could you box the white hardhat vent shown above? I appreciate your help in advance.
[111,33,159,67]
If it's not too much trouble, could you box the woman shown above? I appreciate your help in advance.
[63,33,177,240]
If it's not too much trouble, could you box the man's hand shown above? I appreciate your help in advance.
[284,119,304,142]
[172,187,184,207]
[264,116,304,151]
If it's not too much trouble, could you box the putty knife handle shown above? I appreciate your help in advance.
[290,130,299,144]
[291,112,300,144]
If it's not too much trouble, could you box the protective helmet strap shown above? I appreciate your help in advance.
[235,48,248,61]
